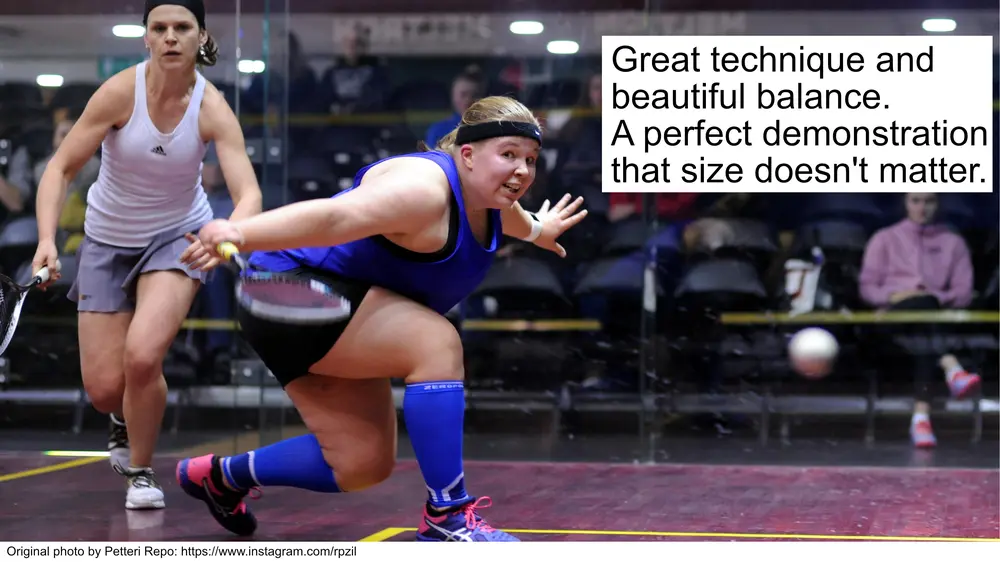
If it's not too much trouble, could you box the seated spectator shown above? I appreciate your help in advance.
[320,24,390,114]
[858,192,982,448]
[609,193,701,225]
[0,141,33,224]
[424,66,485,148]
[32,107,100,254]
[242,32,321,137]
[555,72,602,190]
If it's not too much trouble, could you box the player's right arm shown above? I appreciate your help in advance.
[35,71,132,246]
[197,157,450,254]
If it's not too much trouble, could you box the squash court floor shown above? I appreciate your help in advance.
[0,423,997,543]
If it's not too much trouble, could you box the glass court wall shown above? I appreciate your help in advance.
[0,0,995,463]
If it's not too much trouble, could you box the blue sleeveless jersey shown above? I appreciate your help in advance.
[248,151,502,315]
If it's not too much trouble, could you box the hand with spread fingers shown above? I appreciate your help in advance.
[529,194,588,258]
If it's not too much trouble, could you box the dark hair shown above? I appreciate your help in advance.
[454,64,486,93]
[198,32,219,66]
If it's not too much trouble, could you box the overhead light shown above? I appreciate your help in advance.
[510,21,544,35]
[36,74,64,88]
[238,59,266,74]
[112,24,145,38]
[547,40,579,55]
[922,18,956,32]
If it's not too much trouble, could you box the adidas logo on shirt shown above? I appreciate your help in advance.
[150,146,166,156]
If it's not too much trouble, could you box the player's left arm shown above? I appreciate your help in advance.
[500,194,587,258]
[200,84,263,221]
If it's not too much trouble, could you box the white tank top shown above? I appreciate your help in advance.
[85,61,215,247]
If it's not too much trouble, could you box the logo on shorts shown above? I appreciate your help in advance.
[150,146,166,156]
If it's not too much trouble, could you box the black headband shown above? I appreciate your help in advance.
[143,0,206,29]
[455,121,542,146]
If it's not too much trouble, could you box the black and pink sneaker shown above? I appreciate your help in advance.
[176,454,259,537]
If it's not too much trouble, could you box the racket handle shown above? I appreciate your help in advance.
[217,242,241,261]
[35,266,50,284]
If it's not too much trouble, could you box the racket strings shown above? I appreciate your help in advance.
[241,276,340,308]
[0,280,26,355]
[236,274,352,324]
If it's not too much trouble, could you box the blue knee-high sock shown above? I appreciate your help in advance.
[403,381,470,509]
[219,434,341,493]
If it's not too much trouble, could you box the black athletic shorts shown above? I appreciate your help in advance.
[235,266,372,388]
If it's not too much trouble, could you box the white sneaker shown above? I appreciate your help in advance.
[108,415,130,472]
[115,466,166,510]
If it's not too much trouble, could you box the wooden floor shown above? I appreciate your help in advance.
[0,451,997,542]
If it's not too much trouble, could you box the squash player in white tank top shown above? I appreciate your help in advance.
[31,0,262,510]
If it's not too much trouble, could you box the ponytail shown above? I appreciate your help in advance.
[198,32,219,67]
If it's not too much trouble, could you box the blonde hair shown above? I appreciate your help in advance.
[422,95,541,152]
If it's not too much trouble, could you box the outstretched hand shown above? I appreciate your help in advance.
[532,194,587,258]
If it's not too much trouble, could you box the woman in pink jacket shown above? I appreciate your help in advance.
[858,193,982,448]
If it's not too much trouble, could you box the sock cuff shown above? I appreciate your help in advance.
[405,381,464,394]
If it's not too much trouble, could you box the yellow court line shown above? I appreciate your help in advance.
[721,310,1000,325]
[384,527,998,542]
[0,456,105,483]
[358,528,409,542]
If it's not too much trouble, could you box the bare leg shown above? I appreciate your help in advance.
[120,270,199,508]
[79,311,133,470]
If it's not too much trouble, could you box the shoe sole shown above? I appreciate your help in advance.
[415,533,518,542]
[126,499,166,510]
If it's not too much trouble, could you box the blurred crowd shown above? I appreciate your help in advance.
[1,29,997,446]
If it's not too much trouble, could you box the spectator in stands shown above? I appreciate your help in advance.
[31,107,100,254]
[243,32,321,121]
[859,192,982,448]
[608,193,701,224]
[320,24,390,114]
[555,72,602,191]
[0,141,33,223]
[241,31,318,208]
[543,73,604,262]
[425,65,485,148]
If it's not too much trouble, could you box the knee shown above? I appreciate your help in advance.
[324,446,395,492]
[123,345,164,384]
[81,362,124,414]
[408,324,465,383]
[84,381,124,415]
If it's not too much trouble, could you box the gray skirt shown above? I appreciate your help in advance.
[68,225,209,313]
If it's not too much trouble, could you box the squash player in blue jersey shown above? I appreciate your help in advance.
[175,95,588,541]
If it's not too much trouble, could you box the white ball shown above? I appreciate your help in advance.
[788,327,838,379]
